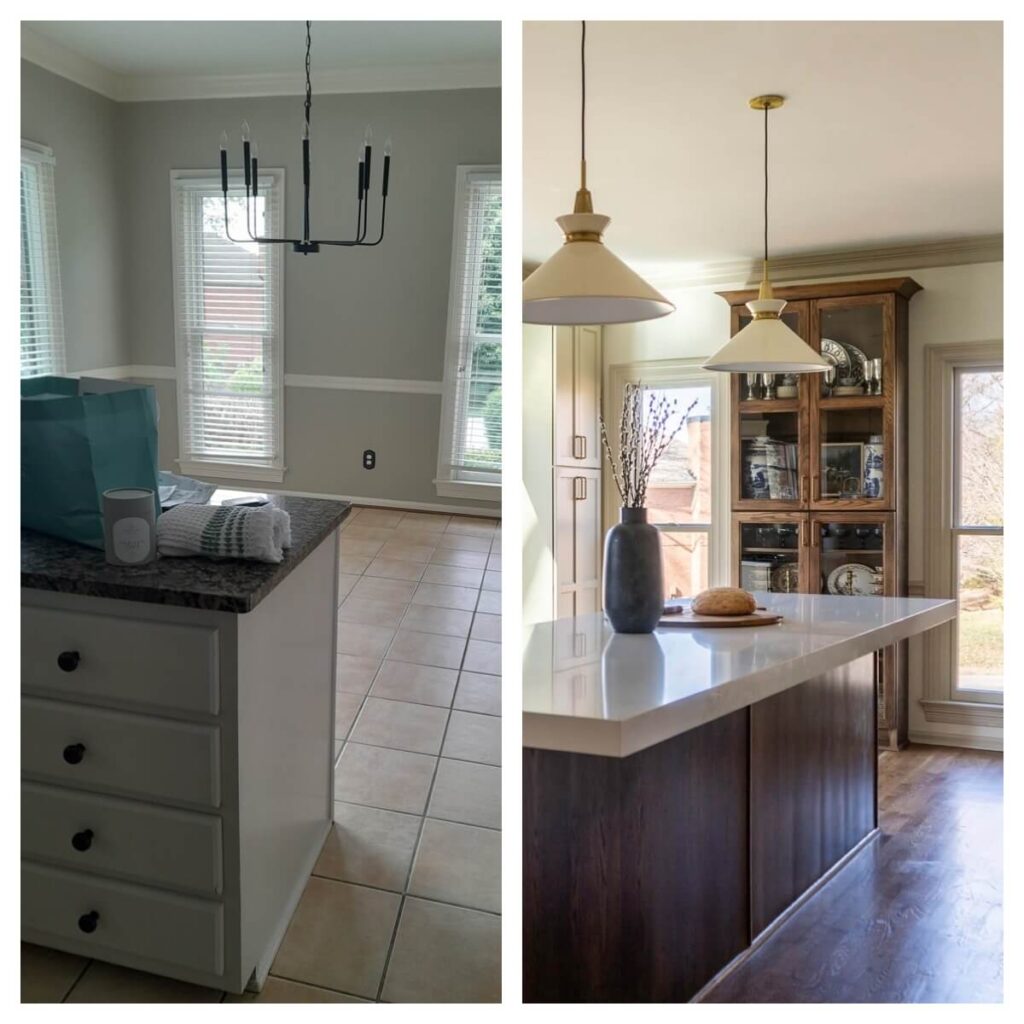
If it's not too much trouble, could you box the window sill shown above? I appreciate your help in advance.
[919,698,1003,729]
[434,478,501,502]
[177,460,285,484]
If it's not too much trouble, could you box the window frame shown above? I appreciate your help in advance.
[605,359,731,591]
[169,168,286,483]
[436,164,502,501]
[20,140,66,379]
[921,340,1004,725]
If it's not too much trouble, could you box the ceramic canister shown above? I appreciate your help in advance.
[102,487,157,566]
[863,435,884,499]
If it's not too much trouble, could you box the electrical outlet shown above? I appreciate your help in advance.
[363,449,376,470]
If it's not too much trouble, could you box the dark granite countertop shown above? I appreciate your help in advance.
[21,496,351,613]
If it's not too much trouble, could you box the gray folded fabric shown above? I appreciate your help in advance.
[156,503,291,563]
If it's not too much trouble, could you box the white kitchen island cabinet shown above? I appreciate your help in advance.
[21,496,350,994]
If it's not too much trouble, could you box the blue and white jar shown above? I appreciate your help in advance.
[863,435,884,498]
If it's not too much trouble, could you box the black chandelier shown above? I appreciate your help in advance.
[218,20,391,255]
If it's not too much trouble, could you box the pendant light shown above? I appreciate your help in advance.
[704,96,828,373]
[522,22,674,326]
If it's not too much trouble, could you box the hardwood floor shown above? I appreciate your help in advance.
[704,744,1003,1003]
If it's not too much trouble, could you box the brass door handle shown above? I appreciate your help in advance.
[573,434,587,460]
[573,476,587,501]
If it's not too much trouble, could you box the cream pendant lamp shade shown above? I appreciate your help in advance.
[522,23,674,326]
[704,96,828,374]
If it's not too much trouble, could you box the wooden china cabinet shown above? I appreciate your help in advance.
[720,277,921,749]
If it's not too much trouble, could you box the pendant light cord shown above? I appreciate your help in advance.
[763,102,769,268]
[580,20,586,167]
[304,21,312,133]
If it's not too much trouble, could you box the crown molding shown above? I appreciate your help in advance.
[21,25,123,100]
[22,26,498,102]
[636,235,1004,291]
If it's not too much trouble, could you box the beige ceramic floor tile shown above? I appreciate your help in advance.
[428,758,501,829]
[387,628,467,670]
[314,802,422,891]
[355,508,405,529]
[482,570,501,592]
[369,661,458,707]
[226,976,368,1002]
[401,603,473,638]
[408,818,501,913]
[470,613,501,642]
[65,961,222,1002]
[335,654,381,696]
[336,742,436,815]
[340,536,386,557]
[272,876,400,1000]
[338,596,408,628]
[463,639,501,675]
[20,943,88,1003]
[382,897,500,1003]
[336,573,361,602]
[411,582,480,611]
[343,524,399,543]
[351,576,419,604]
[454,672,501,716]
[337,622,395,660]
[350,697,449,755]
[364,557,426,582]
[475,590,501,615]
[398,511,451,532]
[339,553,371,575]
[422,563,485,588]
[429,548,489,569]
[434,532,492,553]
[442,710,501,766]
[378,539,436,563]
[446,517,497,534]
[335,691,365,740]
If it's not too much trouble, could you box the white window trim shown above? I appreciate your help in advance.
[169,168,286,483]
[605,359,730,588]
[21,139,66,378]
[921,340,1003,727]
[436,164,501,503]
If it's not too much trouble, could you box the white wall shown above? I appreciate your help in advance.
[600,260,1004,748]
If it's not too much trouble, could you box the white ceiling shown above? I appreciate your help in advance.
[524,21,1003,273]
[22,21,500,99]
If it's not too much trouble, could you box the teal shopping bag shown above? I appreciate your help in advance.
[21,376,160,549]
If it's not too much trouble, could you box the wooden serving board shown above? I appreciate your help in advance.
[658,607,783,629]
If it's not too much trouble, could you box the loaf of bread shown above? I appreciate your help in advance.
[691,587,757,617]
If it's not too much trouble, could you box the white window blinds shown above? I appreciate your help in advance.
[20,143,66,378]
[437,167,502,496]
[170,171,284,479]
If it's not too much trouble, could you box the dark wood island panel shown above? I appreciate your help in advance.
[523,709,750,1002]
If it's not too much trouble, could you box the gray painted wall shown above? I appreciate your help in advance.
[20,61,501,511]
[20,61,128,371]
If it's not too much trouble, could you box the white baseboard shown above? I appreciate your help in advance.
[908,730,1003,752]
[270,487,500,518]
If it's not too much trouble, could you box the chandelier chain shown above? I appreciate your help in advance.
[304,20,312,132]
[580,20,586,165]
[764,102,769,267]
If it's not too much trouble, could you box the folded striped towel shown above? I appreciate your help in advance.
[156,503,292,564]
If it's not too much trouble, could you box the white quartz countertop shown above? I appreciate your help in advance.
[523,593,956,758]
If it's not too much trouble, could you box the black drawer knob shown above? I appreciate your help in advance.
[77,910,99,934]
[57,651,81,673]
[71,829,94,852]
[62,743,86,765]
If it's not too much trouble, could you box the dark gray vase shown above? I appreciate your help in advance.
[603,507,664,633]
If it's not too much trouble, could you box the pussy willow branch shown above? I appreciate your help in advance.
[599,384,698,508]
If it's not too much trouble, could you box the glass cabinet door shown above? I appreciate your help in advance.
[732,514,808,593]
[809,512,894,597]
[732,301,810,509]
[810,294,895,510]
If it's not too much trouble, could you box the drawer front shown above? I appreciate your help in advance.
[21,606,219,715]
[21,782,223,895]
[22,697,221,808]
[22,861,224,976]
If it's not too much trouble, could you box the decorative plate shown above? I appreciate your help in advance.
[838,341,869,385]
[820,338,851,375]
[826,562,882,596]
[770,562,800,593]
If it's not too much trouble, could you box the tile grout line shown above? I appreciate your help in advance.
[59,958,94,1003]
